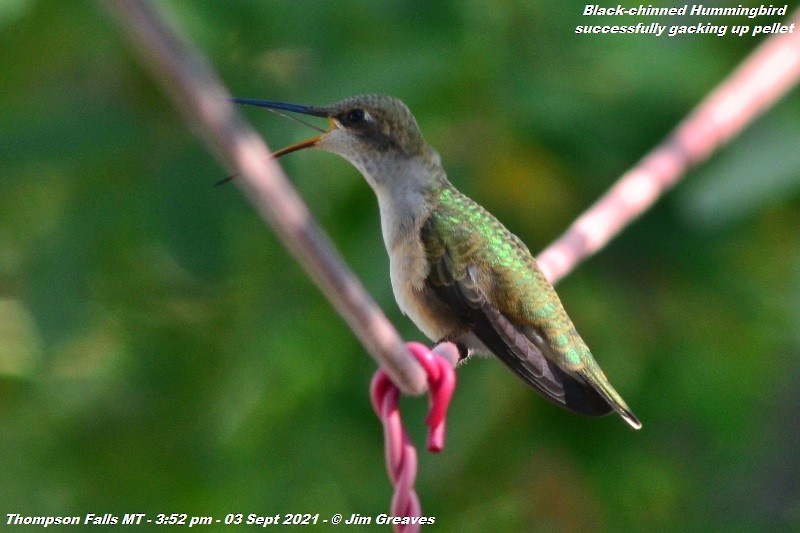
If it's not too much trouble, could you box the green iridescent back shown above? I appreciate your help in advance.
[425,184,591,368]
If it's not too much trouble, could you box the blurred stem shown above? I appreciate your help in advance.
[102,0,799,392]
[537,7,800,284]
[101,0,427,395]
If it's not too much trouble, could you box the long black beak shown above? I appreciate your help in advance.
[232,98,328,118]
[233,97,332,157]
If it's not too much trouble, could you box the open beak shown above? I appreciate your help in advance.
[233,98,332,157]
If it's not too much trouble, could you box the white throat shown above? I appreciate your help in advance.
[357,154,436,252]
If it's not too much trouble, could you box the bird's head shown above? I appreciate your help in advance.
[233,94,434,177]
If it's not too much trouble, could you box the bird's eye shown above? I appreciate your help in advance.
[345,108,365,124]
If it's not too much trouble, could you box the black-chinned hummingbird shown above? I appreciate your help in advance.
[234,94,641,429]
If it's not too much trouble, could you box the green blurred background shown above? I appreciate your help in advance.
[2,0,800,530]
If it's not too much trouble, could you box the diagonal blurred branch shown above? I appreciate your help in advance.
[101,0,427,395]
[101,0,799,394]
[537,7,800,284]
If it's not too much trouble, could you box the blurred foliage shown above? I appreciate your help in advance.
[2,0,800,531]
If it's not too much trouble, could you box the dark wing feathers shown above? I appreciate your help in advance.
[477,294,612,417]
[424,221,611,417]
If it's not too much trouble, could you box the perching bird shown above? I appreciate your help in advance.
[234,94,641,429]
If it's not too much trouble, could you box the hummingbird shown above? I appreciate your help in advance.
[234,94,641,429]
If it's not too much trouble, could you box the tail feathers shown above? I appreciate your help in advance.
[581,364,642,430]
[609,398,642,430]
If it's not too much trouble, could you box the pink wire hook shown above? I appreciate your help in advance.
[370,342,457,531]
